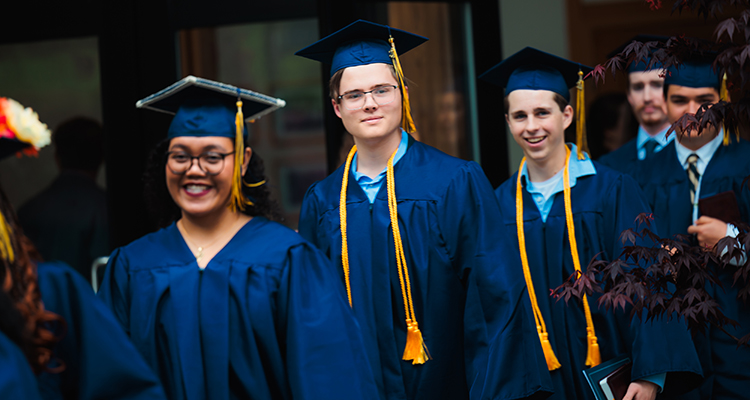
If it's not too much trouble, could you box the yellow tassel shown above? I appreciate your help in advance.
[229,100,254,212]
[403,320,430,364]
[539,332,562,370]
[388,36,417,135]
[720,73,731,146]
[585,328,602,367]
[575,70,589,160]
[0,213,14,263]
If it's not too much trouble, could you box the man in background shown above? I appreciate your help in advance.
[19,117,108,283]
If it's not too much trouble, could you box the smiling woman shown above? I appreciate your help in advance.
[97,76,379,400]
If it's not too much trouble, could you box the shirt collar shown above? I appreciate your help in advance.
[521,143,596,189]
[352,129,409,182]
[674,128,724,169]
[636,125,673,150]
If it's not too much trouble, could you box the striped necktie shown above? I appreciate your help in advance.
[687,153,700,205]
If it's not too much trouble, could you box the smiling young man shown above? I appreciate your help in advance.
[482,47,702,400]
[634,58,750,400]
[599,36,673,173]
[296,20,552,400]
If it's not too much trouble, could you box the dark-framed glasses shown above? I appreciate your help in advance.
[338,85,398,110]
[166,151,233,176]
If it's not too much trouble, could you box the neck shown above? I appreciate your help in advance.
[525,145,567,183]
[641,120,671,137]
[179,207,248,243]
[677,130,718,151]
[353,129,402,178]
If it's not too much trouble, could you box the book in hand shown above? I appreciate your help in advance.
[699,191,742,224]
[582,354,632,400]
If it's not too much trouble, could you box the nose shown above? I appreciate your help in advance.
[185,157,206,176]
[643,86,654,102]
[526,115,539,132]
[362,92,379,111]
[687,100,701,115]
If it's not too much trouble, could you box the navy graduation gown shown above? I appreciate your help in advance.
[98,217,377,400]
[35,261,166,400]
[299,136,553,400]
[495,162,703,400]
[0,330,43,399]
[635,139,750,399]
[597,138,638,175]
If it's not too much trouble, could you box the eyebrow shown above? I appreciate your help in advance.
[169,144,228,152]
[341,83,396,95]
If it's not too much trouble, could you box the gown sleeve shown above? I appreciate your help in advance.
[298,182,325,250]
[37,261,166,400]
[0,330,42,399]
[277,241,379,400]
[435,162,553,400]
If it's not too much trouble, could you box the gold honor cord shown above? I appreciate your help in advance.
[516,146,601,371]
[575,70,590,160]
[339,145,430,364]
[388,36,417,135]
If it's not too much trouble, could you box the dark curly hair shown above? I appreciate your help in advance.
[0,186,64,374]
[143,138,282,227]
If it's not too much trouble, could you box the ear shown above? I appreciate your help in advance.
[562,104,574,130]
[332,98,342,119]
[505,113,511,127]
[241,147,252,176]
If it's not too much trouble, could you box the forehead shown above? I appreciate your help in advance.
[628,69,664,84]
[506,89,558,111]
[339,63,397,89]
[169,136,234,149]
[666,85,719,98]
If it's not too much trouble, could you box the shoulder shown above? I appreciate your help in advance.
[400,141,487,197]
[229,217,319,265]
[598,139,637,166]
[109,224,186,269]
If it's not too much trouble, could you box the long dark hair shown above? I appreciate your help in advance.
[0,186,64,373]
[143,138,282,227]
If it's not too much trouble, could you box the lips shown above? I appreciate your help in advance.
[526,136,546,144]
[361,116,383,123]
[183,184,211,197]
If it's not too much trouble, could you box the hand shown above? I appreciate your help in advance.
[622,380,659,400]
[687,216,727,249]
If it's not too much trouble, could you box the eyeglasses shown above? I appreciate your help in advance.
[166,151,234,176]
[338,85,399,110]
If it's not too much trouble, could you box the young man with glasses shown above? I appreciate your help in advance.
[296,20,552,400]
[634,57,750,399]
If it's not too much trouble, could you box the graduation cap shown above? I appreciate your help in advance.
[136,76,286,212]
[0,97,51,161]
[607,34,669,73]
[479,47,593,159]
[295,19,428,134]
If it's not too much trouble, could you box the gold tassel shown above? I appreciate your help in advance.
[720,73,731,146]
[403,319,430,364]
[0,213,14,263]
[585,328,602,367]
[388,36,417,134]
[575,70,589,160]
[229,100,254,212]
[539,332,562,370]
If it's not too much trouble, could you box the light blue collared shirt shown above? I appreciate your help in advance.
[675,130,743,265]
[352,130,408,203]
[522,144,596,223]
[674,130,724,223]
[636,125,674,160]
